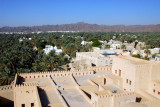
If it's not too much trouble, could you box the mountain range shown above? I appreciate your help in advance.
[0,22,160,32]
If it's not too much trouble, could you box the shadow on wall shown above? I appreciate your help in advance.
[82,90,91,99]
[17,76,25,84]
[38,88,50,107]
[0,96,14,107]
[92,63,96,67]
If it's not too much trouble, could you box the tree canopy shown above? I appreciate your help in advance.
[1,32,160,85]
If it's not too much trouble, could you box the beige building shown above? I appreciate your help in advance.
[0,65,153,107]
[110,44,121,49]
[76,51,114,67]
[1,56,160,107]
[112,56,160,106]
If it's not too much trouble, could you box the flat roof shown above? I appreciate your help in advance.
[117,56,150,65]
[60,89,92,107]
[95,90,111,95]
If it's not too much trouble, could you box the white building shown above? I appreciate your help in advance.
[53,46,62,53]
[111,44,121,49]
[43,45,62,54]
[81,40,87,45]
[108,40,122,49]
[75,48,118,67]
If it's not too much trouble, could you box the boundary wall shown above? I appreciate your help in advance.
[87,66,112,72]
[18,70,94,79]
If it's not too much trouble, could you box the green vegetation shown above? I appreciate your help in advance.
[152,53,158,58]
[105,45,110,49]
[92,40,102,47]
[132,54,141,58]
[0,32,160,85]
[144,56,150,60]
[121,45,126,49]
[132,54,150,61]
[144,49,151,57]
[89,38,102,47]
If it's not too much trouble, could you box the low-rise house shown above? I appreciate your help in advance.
[111,43,121,49]
[155,54,160,61]
[81,40,87,45]
[43,45,62,54]
[108,40,122,49]
[149,48,160,55]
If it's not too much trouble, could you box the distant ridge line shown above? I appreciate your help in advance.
[0,22,160,32]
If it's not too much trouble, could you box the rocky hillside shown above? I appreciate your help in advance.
[0,22,160,32]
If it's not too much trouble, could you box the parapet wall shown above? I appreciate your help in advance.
[87,66,112,72]
[15,82,39,88]
[0,85,13,91]
[18,70,94,79]
[98,92,135,99]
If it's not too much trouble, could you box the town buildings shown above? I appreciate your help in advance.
[1,55,160,107]
[112,56,160,106]
[1,37,160,107]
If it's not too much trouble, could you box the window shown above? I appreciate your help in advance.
[153,89,155,93]
[126,79,128,83]
[31,103,34,107]
[110,60,112,64]
[115,70,117,74]
[129,80,132,85]
[106,60,108,64]
[22,104,25,107]
[119,69,121,76]
[104,78,106,85]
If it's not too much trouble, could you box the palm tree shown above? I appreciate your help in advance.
[121,45,126,49]
[0,68,14,85]
[88,44,93,52]
[139,43,142,50]
[144,49,151,57]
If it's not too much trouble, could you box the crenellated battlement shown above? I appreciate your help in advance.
[18,70,94,79]
[98,92,135,99]
[15,82,39,88]
[0,85,13,91]
[87,66,112,72]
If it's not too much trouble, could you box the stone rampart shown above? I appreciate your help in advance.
[0,85,13,91]
[98,92,135,99]
[18,70,94,79]
[87,66,112,72]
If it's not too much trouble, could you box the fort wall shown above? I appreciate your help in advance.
[35,86,42,107]
[18,70,94,79]
[0,85,13,91]
[87,66,112,72]
[97,92,135,107]
[0,85,14,103]
[14,85,42,107]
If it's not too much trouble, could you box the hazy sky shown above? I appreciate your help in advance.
[0,0,160,27]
